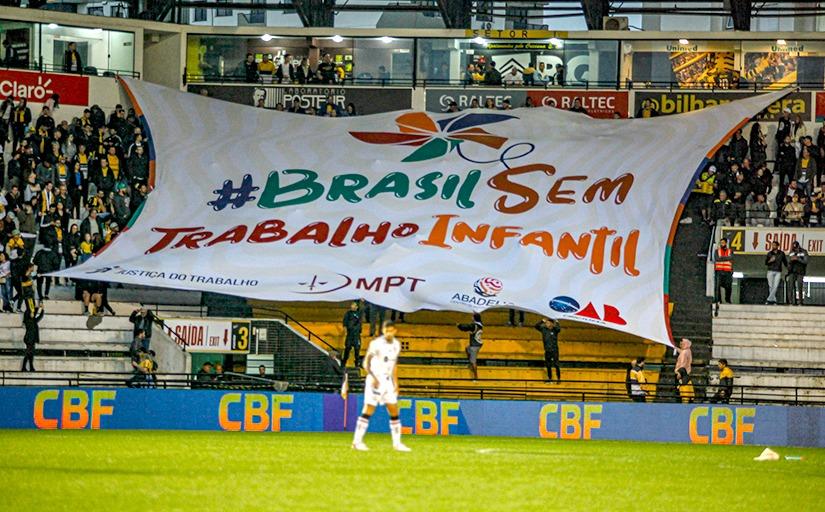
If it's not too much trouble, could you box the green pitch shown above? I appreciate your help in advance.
[2,431,824,511]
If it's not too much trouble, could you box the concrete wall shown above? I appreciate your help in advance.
[143,32,186,90]
[151,324,191,375]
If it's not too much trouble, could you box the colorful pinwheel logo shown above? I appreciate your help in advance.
[349,112,517,162]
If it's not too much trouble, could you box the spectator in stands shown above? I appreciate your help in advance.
[257,54,276,83]
[10,99,31,153]
[729,172,750,225]
[711,359,734,404]
[749,122,767,167]
[535,62,549,84]
[629,357,647,402]
[0,252,11,312]
[19,262,35,314]
[693,165,716,224]
[534,318,562,383]
[458,313,483,380]
[296,57,312,84]
[2,39,19,67]
[781,194,804,226]
[82,280,103,316]
[726,128,747,164]
[786,241,808,305]
[764,241,787,305]
[33,243,59,301]
[553,64,565,86]
[795,146,816,196]
[674,338,693,383]
[482,61,502,86]
[276,54,295,84]
[521,63,535,86]
[128,347,154,388]
[776,135,797,188]
[636,99,659,118]
[243,53,259,83]
[130,329,147,355]
[130,307,156,348]
[195,361,214,387]
[62,42,82,73]
[367,301,385,337]
[748,194,771,227]
[502,67,522,86]
[316,53,337,84]
[807,188,823,226]
[508,308,524,327]
[258,365,267,378]
[341,301,362,368]
[775,108,792,151]
[569,98,588,115]
[20,302,44,372]
[713,238,734,306]
[711,189,734,226]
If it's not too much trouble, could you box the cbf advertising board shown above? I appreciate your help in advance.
[2,388,823,447]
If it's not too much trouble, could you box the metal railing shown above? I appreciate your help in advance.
[1,369,822,406]
[252,306,338,353]
[183,74,819,91]
[1,61,141,79]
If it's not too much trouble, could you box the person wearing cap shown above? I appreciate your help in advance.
[713,237,734,306]
[112,183,131,228]
[693,164,717,224]
[786,241,809,306]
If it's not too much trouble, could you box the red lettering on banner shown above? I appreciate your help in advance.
[0,70,89,106]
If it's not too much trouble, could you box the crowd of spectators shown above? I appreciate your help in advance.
[692,107,824,228]
[0,96,150,313]
[238,52,348,85]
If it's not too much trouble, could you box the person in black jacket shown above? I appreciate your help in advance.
[21,303,44,372]
[786,241,809,305]
[535,318,562,382]
[63,42,82,73]
[457,313,483,379]
[341,301,362,368]
[243,53,259,83]
[10,99,31,153]
[130,307,156,349]
[764,241,787,305]
[776,134,797,188]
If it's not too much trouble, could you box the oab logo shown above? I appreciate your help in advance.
[549,296,627,326]
[473,277,503,297]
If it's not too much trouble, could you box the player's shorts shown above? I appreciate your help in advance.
[364,378,398,407]
[466,345,481,364]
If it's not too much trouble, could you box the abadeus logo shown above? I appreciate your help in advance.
[452,277,511,307]
[473,277,503,297]
[548,295,627,326]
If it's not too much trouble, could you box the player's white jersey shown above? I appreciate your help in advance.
[365,336,401,382]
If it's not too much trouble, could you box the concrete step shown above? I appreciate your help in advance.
[0,328,132,344]
[20,298,140,316]
[717,372,825,390]
[715,309,824,322]
[47,286,202,306]
[0,356,131,373]
[711,345,825,367]
[712,331,825,344]
[0,340,130,352]
[0,313,133,331]
[714,317,824,329]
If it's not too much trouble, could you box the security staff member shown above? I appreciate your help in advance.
[714,238,734,305]
[787,241,809,305]
[21,303,44,372]
[341,301,362,367]
[534,318,562,382]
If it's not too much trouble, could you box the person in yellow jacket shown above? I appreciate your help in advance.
[693,165,717,224]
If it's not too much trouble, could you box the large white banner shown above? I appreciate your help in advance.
[56,79,787,345]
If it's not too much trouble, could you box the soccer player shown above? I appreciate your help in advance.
[351,320,411,452]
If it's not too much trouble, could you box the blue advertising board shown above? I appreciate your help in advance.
[1,387,823,447]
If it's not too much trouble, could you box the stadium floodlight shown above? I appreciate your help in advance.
[678,38,689,45]
[776,39,787,45]
[379,36,393,44]
[47,23,58,29]
[471,36,486,45]
[331,35,344,43]
[260,34,274,42]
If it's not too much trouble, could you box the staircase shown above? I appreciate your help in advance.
[712,304,825,403]
[657,195,715,401]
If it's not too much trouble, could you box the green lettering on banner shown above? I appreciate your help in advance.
[258,169,324,208]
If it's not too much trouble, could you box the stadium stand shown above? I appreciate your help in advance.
[251,300,666,401]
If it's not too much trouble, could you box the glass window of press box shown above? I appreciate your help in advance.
[185,35,413,84]
[0,20,135,75]
[415,38,619,86]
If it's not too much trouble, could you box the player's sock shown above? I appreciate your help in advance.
[353,414,371,444]
[390,415,402,446]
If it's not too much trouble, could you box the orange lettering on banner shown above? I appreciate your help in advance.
[61,390,89,429]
